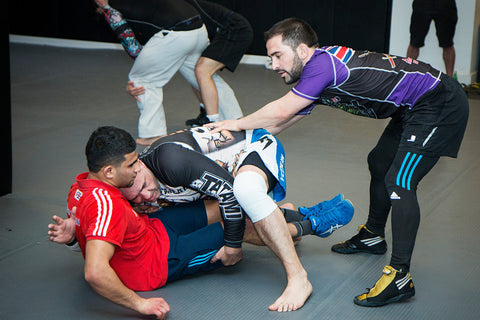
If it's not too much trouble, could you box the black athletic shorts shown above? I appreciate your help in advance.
[201,12,253,72]
[395,74,468,158]
[409,0,457,48]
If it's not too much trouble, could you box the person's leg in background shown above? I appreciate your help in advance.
[193,57,226,123]
[129,28,206,145]
[406,0,431,62]
[180,57,243,125]
[434,0,457,77]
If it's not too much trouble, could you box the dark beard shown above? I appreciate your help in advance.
[284,54,303,85]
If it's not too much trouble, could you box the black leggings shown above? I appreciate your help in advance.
[366,119,439,271]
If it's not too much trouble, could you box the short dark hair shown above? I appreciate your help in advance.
[264,17,319,50]
[85,126,136,173]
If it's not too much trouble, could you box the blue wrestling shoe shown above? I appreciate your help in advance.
[307,199,354,238]
[298,193,344,217]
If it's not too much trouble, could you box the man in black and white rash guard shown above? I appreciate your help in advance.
[129,127,352,311]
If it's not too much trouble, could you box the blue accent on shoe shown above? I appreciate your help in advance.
[308,199,354,238]
[299,193,344,218]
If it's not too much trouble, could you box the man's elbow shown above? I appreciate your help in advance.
[84,266,104,288]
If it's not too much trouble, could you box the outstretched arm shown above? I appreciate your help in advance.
[205,91,311,134]
[265,114,305,136]
[85,240,170,319]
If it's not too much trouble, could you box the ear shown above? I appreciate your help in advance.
[296,43,310,61]
[102,164,116,180]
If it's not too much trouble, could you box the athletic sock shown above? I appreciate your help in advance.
[291,221,303,238]
[281,208,305,222]
[206,113,220,122]
[300,220,314,235]
[291,220,314,237]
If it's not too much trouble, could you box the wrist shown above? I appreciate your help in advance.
[224,240,242,248]
[225,244,242,251]
[133,296,149,315]
[66,237,77,247]
[235,118,244,131]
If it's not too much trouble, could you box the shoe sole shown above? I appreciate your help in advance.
[353,291,415,307]
[331,245,387,255]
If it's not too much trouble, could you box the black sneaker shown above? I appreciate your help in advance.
[186,108,211,127]
[354,265,415,307]
[331,224,387,254]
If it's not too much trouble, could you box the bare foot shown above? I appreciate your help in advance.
[268,272,312,312]
[136,136,161,146]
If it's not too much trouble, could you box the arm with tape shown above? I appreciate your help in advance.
[146,143,245,249]
[101,4,143,58]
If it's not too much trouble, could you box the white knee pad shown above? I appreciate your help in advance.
[233,171,277,223]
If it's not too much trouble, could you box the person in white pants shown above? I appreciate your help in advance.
[129,26,242,145]
[95,0,243,146]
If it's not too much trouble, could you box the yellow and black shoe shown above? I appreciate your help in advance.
[354,265,415,307]
[331,224,387,254]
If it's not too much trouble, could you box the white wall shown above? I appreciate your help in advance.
[389,0,480,84]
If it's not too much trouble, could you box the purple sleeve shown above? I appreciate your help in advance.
[291,52,336,114]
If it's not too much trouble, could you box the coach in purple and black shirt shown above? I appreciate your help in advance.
[207,17,469,308]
